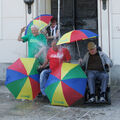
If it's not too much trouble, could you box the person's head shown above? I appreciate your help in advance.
[51,40,58,51]
[87,42,97,55]
[31,25,39,36]
[51,17,57,28]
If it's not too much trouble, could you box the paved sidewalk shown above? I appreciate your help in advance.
[0,85,120,120]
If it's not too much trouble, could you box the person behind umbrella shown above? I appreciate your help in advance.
[80,42,113,103]
[44,17,59,46]
[39,40,71,97]
[18,25,47,64]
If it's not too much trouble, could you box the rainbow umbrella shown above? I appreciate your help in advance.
[57,29,98,45]
[25,14,53,35]
[5,58,40,100]
[45,63,87,106]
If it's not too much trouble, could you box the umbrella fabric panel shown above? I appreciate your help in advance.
[61,81,83,106]
[80,29,98,38]
[51,82,68,106]
[33,20,47,30]
[70,30,88,42]
[45,76,60,103]
[50,64,62,80]
[16,77,33,100]
[45,74,60,88]
[7,58,27,75]
[6,77,27,98]
[20,58,36,75]
[29,59,40,75]
[29,74,40,83]
[29,77,40,99]
[5,69,27,84]
[61,64,87,80]
[45,82,60,103]
[56,31,72,45]
[35,14,53,24]
[62,78,87,96]
[61,63,78,80]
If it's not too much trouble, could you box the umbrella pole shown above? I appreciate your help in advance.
[76,41,81,58]
[73,0,81,58]
[58,0,60,39]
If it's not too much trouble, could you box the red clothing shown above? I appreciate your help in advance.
[47,47,71,71]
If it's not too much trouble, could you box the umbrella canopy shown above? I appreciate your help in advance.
[25,14,53,35]
[45,63,87,106]
[5,58,40,100]
[57,29,98,45]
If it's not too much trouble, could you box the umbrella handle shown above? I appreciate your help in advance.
[76,41,81,58]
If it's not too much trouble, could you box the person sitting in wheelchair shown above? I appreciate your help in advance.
[79,42,113,103]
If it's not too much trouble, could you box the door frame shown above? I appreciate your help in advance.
[97,0,111,58]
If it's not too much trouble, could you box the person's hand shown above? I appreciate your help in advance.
[105,64,109,72]
[18,26,26,41]
[47,36,53,39]
[39,65,44,69]
[78,58,83,64]
[34,54,39,59]
[37,65,44,73]
[21,26,26,33]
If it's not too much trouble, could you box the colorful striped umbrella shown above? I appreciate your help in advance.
[57,29,98,45]
[25,14,53,35]
[45,63,87,106]
[5,58,40,100]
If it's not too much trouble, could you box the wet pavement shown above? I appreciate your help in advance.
[0,85,120,120]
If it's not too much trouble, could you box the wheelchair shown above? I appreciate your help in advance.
[84,75,111,105]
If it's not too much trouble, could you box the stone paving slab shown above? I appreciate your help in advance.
[0,86,120,120]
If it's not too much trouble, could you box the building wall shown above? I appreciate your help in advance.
[37,0,51,15]
[0,0,26,63]
[110,0,120,65]
[109,0,120,84]
[0,0,37,81]
[0,0,38,63]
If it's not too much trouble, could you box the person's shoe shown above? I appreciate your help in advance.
[99,97,106,103]
[88,97,95,103]
[99,92,106,103]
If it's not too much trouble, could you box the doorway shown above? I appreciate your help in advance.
[51,0,98,59]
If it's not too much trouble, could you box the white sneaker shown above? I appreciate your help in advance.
[100,97,106,102]
[88,97,95,103]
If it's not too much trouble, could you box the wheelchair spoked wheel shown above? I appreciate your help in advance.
[106,87,111,105]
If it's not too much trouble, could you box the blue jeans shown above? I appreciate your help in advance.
[87,70,109,95]
[39,69,51,96]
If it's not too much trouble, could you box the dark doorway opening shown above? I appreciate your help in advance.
[51,0,98,60]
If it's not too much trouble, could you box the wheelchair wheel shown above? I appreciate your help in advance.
[84,87,90,103]
[106,87,111,105]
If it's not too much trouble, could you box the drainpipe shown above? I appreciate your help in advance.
[58,0,60,39]
[73,0,76,30]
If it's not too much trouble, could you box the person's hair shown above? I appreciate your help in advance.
[51,17,57,23]
[31,25,39,30]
